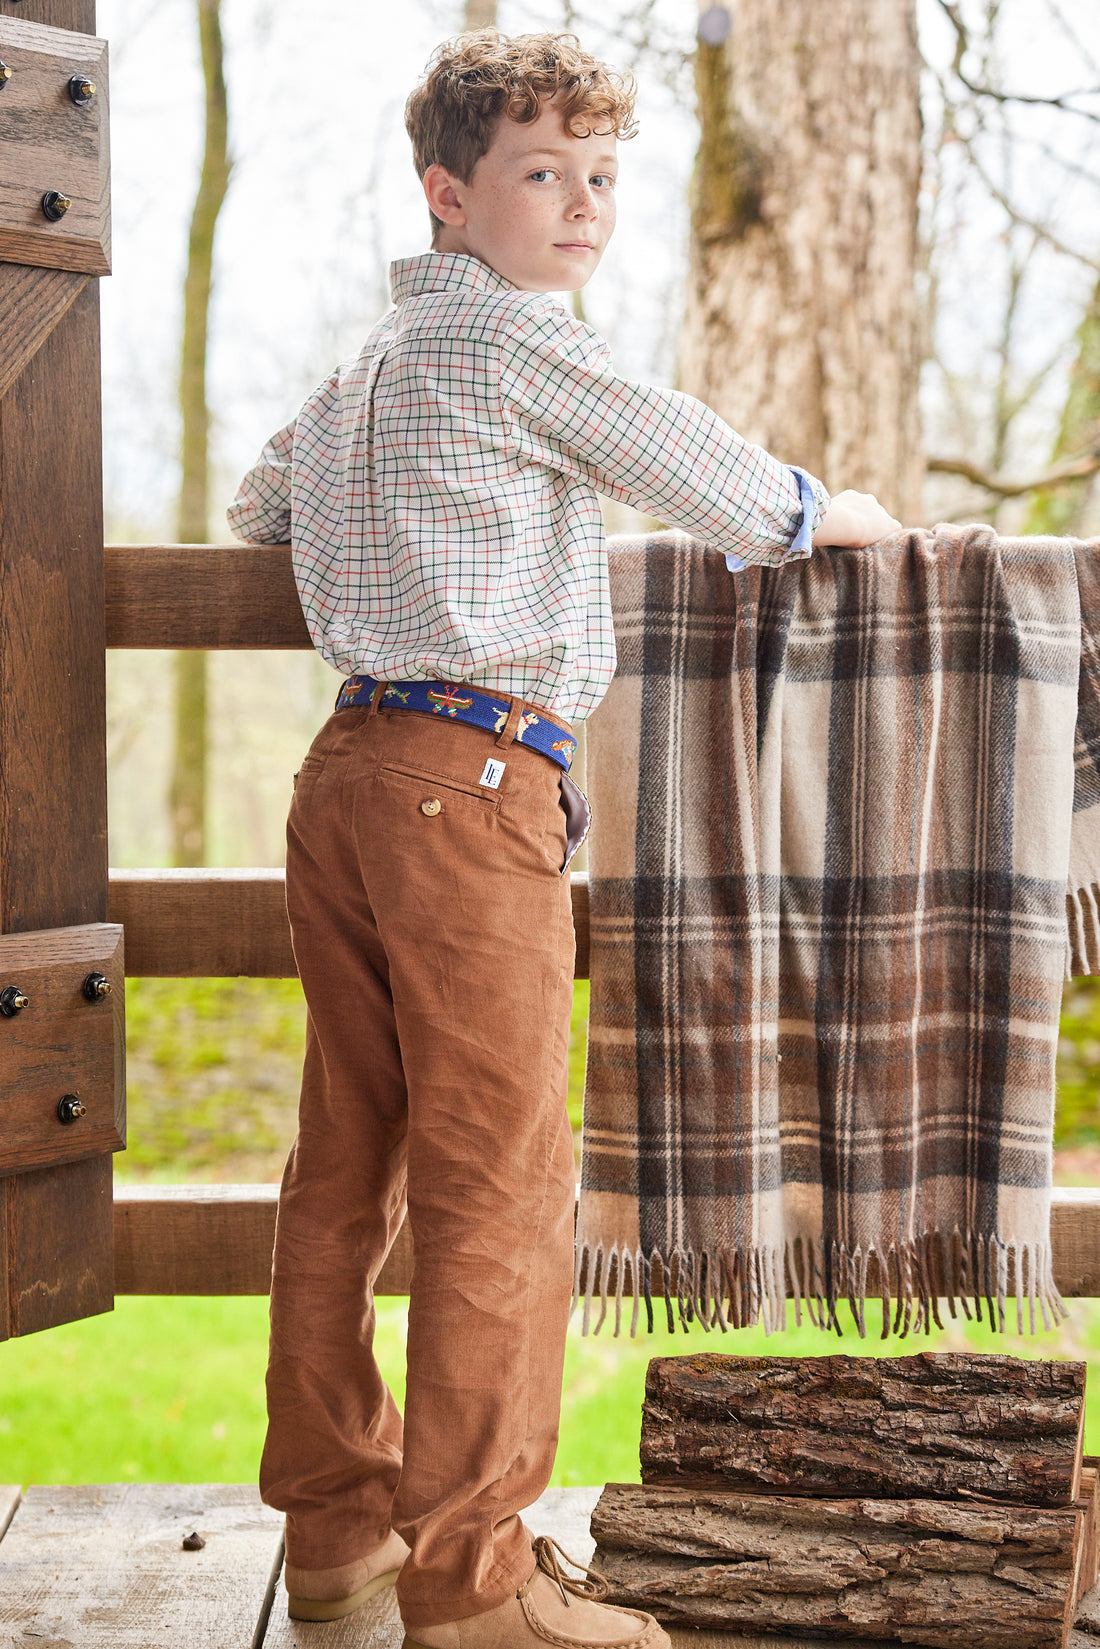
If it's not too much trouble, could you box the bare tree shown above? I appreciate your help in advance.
[170,0,231,866]
[921,0,1100,529]
[678,0,923,520]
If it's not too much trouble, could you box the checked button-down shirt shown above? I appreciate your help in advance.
[228,251,828,723]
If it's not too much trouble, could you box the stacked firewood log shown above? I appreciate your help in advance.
[591,1353,1100,1648]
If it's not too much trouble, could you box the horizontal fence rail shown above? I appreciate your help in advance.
[108,870,590,979]
[105,544,310,649]
[112,1185,1100,1302]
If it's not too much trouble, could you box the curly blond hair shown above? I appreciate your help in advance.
[405,30,637,243]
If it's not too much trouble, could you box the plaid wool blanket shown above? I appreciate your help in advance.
[575,525,1100,1339]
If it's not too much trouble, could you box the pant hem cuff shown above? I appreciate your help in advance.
[283,1524,394,1571]
[398,1553,535,1630]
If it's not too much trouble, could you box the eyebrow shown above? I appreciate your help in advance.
[517,147,617,166]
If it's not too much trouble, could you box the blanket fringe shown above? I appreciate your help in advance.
[1067,880,1100,976]
[570,1231,1067,1339]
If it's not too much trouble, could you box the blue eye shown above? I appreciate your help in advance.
[591,174,615,190]
[529,168,552,182]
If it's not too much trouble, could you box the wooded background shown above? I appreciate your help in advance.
[99,0,1099,868]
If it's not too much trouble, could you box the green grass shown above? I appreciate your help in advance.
[0,1298,274,1486]
[119,978,307,1182]
[118,977,593,1183]
[1057,976,1100,1146]
[6,971,1100,1491]
[8,1293,1100,1490]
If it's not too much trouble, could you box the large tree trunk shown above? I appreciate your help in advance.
[680,0,923,521]
[170,0,230,867]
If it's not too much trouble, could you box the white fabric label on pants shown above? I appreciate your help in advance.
[479,757,506,789]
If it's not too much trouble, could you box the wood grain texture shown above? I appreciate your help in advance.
[6,1155,113,1335]
[0,244,112,1336]
[641,1353,1086,1506]
[0,263,87,397]
[109,869,297,977]
[0,279,107,931]
[0,16,109,274]
[0,1481,1092,1649]
[592,1483,1081,1647]
[0,1489,20,1545]
[112,1184,415,1297]
[107,869,591,979]
[0,1483,282,1646]
[0,2,95,33]
[1053,1189,1100,1297]
[104,544,311,649]
[0,923,124,1174]
[110,1188,1100,1303]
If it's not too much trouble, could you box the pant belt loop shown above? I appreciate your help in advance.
[368,680,387,715]
[495,695,525,750]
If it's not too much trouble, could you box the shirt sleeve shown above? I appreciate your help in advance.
[226,416,295,544]
[497,305,829,566]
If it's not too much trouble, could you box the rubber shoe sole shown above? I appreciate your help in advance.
[287,1566,401,1622]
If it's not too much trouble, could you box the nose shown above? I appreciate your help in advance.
[567,179,598,219]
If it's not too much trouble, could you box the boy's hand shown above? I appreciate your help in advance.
[812,489,902,548]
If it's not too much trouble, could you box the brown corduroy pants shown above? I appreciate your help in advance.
[259,691,579,1629]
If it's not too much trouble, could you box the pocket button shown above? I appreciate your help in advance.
[420,798,442,817]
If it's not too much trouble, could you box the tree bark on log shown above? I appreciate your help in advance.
[591,1483,1081,1647]
[641,1354,1085,1506]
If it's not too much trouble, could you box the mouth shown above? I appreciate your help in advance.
[555,242,596,252]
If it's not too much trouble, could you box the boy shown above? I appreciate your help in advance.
[228,29,899,1649]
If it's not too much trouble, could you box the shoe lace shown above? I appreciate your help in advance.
[531,1535,609,1609]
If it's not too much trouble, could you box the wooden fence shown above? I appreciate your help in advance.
[104,545,1100,1307]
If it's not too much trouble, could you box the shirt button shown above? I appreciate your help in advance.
[420,798,442,816]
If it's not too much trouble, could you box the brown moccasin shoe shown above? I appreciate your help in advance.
[286,1527,409,1621]
[402,1535,670,1649]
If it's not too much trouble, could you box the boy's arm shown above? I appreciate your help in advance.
[500,309,828,564]
[226,416,295,544]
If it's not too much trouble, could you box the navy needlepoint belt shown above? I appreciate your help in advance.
[335,674,578,773]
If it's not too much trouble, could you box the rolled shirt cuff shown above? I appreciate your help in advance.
[724,464,829,572]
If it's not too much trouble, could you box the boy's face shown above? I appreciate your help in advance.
[424,98,617,293]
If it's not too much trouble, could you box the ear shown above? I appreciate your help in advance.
[423,164,467,228]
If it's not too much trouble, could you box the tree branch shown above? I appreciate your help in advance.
[933,0,1100,119]
[953,128,1100,270]
[925,451,1100,497]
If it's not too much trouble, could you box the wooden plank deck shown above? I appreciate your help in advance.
[2,1481,1100,1647]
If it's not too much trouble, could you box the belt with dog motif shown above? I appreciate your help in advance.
[334,675,578,773]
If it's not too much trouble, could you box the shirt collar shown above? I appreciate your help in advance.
[389,251,516,305]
